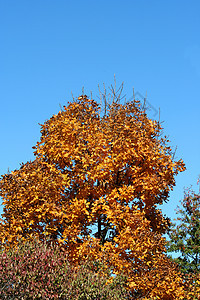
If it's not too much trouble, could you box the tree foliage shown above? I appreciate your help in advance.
[0,88,187,298]
[167,186,200,273]
[0,238,130,300]
[167,184,200,298]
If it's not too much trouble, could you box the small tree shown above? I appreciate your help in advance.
[167,186,200,273]
[0,85,186,298]
[167,182,200,298]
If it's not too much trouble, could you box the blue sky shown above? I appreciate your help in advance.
[0,0,200,221]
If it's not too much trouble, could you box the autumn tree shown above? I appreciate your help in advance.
[0,85,186,298]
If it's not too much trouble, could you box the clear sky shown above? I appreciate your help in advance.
[0,0,200,221]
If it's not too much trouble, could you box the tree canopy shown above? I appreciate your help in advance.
[0,91,187,298]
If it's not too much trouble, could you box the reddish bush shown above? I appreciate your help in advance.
[0,238,130,299]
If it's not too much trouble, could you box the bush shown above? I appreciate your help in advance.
[0,238,130,299]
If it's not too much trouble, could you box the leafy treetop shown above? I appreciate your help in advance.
[0,90,186,298]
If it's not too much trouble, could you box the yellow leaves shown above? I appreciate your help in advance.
[16,226,22,232]
[0,94,187,299]
[28,220,34,226]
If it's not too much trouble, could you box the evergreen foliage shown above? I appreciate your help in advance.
[167,184,200,298]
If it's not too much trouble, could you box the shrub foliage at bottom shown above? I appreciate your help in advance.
[0,238,130,300]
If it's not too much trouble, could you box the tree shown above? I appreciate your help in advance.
[167,184,200,298]
[0,87,186,298]
[167,186,200,273]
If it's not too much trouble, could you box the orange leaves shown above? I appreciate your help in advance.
[0,93,187,298]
